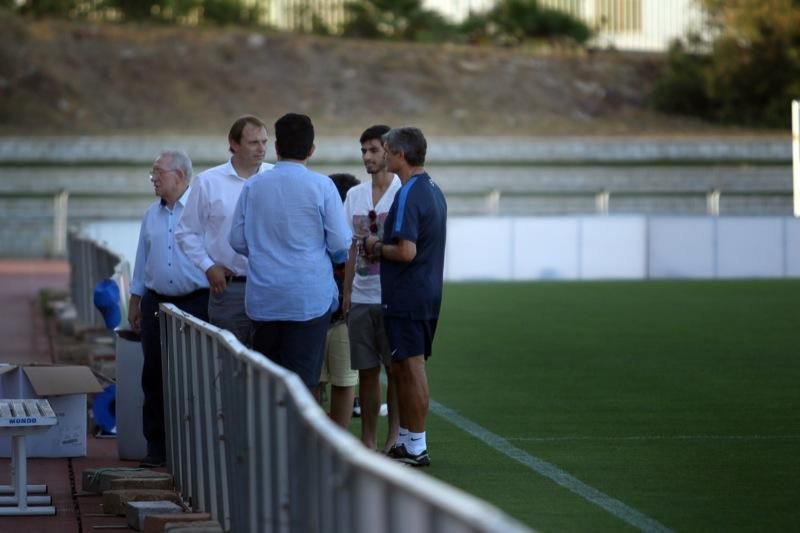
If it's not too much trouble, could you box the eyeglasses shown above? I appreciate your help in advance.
[368,210,378,234]
[149,168,176,180]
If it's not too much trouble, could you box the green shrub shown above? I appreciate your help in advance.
[102,0,162,21]
[489,0,591,44]
[650,38,711,118]
[652,1,800,128]
[16,0,81,18]
[201,0,260,26]
[341,0,391,39]
[341,0,456,42]
[458,11,492,44]
[706,28,800,127]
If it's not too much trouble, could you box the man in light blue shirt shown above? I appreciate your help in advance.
[229,113,351,389]
[128,150,209,467]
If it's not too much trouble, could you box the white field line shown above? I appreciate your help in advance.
[506,435,800,442]
[429,399,673,533]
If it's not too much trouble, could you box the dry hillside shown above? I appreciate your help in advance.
[0,14,738,137]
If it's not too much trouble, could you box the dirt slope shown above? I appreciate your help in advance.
[0,14,734,137]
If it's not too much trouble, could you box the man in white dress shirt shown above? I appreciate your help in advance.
[176,115,273,344]
[128,150,209,467]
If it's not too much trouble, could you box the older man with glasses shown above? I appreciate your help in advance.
[128,150,210,468]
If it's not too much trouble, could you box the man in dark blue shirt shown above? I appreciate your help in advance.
[363,127,446,467]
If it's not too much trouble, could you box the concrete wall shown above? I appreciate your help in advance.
[445,215,800,281]
[81,216,800,283]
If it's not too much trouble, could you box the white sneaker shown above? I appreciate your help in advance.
[379,403,388,416]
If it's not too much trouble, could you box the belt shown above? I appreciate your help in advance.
[228,276,247,283]
[149,288,209,302]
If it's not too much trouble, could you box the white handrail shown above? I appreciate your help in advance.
[159,303,532,533]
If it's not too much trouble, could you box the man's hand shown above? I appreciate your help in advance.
[342,292,351,316]
[206,264,229,295]
[343,238,356,317]
[364,235,380,260]
[364,237,416,263]
[128,295,142,334]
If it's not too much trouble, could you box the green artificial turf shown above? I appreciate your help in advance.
[414,280,800,532]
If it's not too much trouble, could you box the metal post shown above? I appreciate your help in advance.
[13,436,26,511]
[595,190,610,215]
[486,189,500,215]
[52,190,69,257]
[792,100,799,217]
[707,189,721,216]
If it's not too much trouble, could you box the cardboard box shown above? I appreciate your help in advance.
[0,364,103,457]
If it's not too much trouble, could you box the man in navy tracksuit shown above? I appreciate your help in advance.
[363,127,447,467]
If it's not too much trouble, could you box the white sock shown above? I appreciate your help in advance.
[397,427,409,447]
[406,431,426,455]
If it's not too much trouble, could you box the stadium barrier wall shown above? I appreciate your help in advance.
[75,215,800,285]
[158,303,532,533]
[445,216,800,281]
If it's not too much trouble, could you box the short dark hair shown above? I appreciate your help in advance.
[228,115,267,145]
[382,127,427,167]
[275,113,314,160]
[329,173,361,202]
[359,124,391,145]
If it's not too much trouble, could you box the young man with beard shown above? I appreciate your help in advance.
[343,124,402,453]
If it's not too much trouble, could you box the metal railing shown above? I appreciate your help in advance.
[159,303,532,533]
[66,229,131,329]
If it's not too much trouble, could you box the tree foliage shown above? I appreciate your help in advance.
[10,0,590,46]
[653,0,800,127]
[650,37,711,119]
[341,0,590,45]
[11,0,260,26]
[16,0,81,18]
[341,0,456,42]
[480,0,591,45]
[199,0,261,26]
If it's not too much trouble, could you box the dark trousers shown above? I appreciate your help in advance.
[140,288,209,457]
[252,310,332,390]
